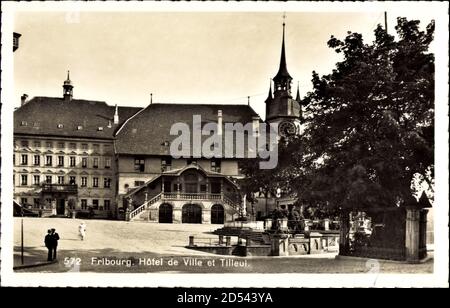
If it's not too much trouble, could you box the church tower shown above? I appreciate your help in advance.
[63,70,73,101]
[265,19,301,138]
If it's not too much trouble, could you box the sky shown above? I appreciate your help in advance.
[13,8,437,120]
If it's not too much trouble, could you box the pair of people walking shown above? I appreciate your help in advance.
[44,228,60,261]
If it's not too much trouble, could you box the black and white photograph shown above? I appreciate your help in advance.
[1,1,448,288]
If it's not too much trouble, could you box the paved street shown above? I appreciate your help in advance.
[13,218,433,273]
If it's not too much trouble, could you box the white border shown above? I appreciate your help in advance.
[1,1,448,288]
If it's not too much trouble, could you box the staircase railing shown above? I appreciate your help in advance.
[129,193,162,220]
[128,191,241,220]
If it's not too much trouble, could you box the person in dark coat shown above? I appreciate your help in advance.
[44,229,53,261]
[50,228,60,260]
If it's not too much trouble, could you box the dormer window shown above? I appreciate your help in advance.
[57,124,64,129]
[77,125,83,130]
[21,121,27,126]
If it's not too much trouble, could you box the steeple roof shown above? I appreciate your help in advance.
[265,80,273,102]
[273,22,292,82]
[296,82,301,101]
[63,70,72,86]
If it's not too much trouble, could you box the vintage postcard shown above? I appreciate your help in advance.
[1,1,448,288]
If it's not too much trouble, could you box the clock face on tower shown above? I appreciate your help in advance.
[278,120,297,137]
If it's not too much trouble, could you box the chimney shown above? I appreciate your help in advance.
[21,94,28,106]
[217,110,223,135]
[252,115,260,137]
[113,104,119,124]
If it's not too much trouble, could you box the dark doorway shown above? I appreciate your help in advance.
[56,199,65,215]
[182,204,202,224]
[159,203,173,223]
[211,204,224,224]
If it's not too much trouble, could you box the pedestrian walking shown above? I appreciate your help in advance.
[50,228,60,260]
[78,222,86,240]
[44,229,53,261]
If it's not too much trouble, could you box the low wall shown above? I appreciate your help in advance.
[224,221,265,230]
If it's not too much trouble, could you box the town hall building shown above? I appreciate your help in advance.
[13,22,303,223]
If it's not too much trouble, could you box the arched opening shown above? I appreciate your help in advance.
[182,204,202,224]
[159,203,173,223]
[211,204,224,224]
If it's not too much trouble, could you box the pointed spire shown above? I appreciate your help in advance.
[273,19,292,82]
[66,70,70,81]
[265,79,273,102]
[150,93,153,104]
[296,82,301,101]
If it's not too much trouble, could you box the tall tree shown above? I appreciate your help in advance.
[297,17,435,209]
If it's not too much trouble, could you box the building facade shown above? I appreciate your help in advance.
[13,22,302,223]
[13,72,141,218]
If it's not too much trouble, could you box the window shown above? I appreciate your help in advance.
[211,159,221,173]
[81,199,87,210]
[82,157,88,168]
[92,199,99,210]
[13,154,15,165]
[81,143,88,150]
[33,175,40,185]
[200,184,207,192]
[46,142,52,148]
[45,155,52,166]
[21,121,27,126]
[134,181,145,187]
[57,176,64,185]
[70,156,76,167]
[69,176,76,185]
[21,174,28,186]
[34,155,40,166]
[21,197,28,206]
[34,141,41,148]
[211,159,222,172]
[81,177,87,187]
[104,200,111,211]
[104,178,112,188]
[46,176,52,184]
[134,158,145,172]
[58,156,64,166]
[161,156,172,172]
[33,198,40,209]
[69,143,76,149]
[21,154,28,165]
[93,157,99,168]
[93,177,99,187]
[104,145,111,154]
[21,140,29,147]
[93,144,100,153]
[105,157,111,169]
[57,124,64,129]
[58,142,65,149]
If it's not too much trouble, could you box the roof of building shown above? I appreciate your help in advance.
[14,96,142,140]
[115,103,260,156]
